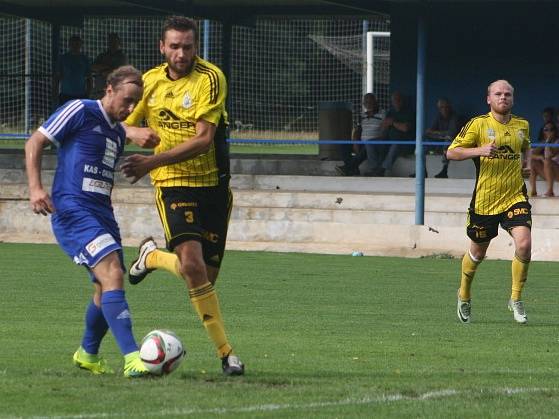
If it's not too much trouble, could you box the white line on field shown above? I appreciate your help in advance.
[21,387,554,419]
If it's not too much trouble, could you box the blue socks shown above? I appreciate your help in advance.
[101,290,138,355]
[81,301,109,354]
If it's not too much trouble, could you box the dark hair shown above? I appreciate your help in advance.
[69,35,81,43]
[106,65,143,89]
[543,107,554,115]
[161,16,199,44]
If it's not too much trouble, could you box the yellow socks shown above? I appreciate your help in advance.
[189,282,232,359]
[511,254,529,301]
[459,251,481,301]
[146,249,182,279]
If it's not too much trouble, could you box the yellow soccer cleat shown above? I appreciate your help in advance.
[73,347,114,375]
[123,351,151,378]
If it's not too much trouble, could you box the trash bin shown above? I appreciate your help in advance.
[318,101,352,160]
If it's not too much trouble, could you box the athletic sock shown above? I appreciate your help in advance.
[511,254,530,301]
[146,249,182,278]
[81,300,109,355]
[460,251,481,300]
[189,282,232,358]
[101,290,138,355]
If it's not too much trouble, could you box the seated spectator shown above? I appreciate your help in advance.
[529,121,557,196]
[424,98,464,178]
[537,107,554,141]
[336,93,385,176]
[378,91,414,176]
[543,124,559,197]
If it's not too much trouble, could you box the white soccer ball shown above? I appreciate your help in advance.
[139,329,186,376]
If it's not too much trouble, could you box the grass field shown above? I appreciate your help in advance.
[0,136,319,155]
[1,243,559,418]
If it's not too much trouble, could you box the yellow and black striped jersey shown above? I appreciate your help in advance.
[126,57,229,187]
[449,112,530,215]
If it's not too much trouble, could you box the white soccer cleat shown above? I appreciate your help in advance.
[456,289,471,324]
[128,237,157,285]
[508,299,527,324]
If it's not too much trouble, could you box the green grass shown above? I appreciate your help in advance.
[0,137,319,155]
[1,243,559,418]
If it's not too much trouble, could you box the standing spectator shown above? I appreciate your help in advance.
[424,98,464,178]
[380,91,414,176]
[91,33,128,99]
[122,16,244,376]
[55,35,91,105]
[336,93,386,176]
[448,79,532,325]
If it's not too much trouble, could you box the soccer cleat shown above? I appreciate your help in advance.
[73,347,114,375]
[456,289,471,324]
[129,237,157,285]
[508,299,528,324]
[123,351,151,378]
[222,353,245,376]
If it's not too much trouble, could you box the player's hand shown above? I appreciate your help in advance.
[121,154,152,184]
[29,188,55,216]
[127,127,160,149]
[479,140,497,157]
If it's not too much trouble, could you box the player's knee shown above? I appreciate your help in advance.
[516,239,531,259]
[178,257,206,283]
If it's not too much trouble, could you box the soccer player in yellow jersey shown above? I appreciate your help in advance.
[447,80,531,325]
[121,16,244,375]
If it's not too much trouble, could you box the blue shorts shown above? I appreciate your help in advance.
[51,208,124,280]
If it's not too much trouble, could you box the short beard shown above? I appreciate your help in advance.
[167,60,194,78]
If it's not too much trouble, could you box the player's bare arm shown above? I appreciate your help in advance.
[447,141,497,161]
[122,123,160,148]
[24,131,55,215]
[121,119,216,183]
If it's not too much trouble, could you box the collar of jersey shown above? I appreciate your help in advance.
[97,100,118,129]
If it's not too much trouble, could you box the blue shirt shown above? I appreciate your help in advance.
[39,99,125,215]
[57,53,91,96]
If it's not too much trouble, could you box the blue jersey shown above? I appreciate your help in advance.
[39,99,125,215]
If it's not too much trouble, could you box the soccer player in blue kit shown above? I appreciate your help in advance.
[25,65,155,378]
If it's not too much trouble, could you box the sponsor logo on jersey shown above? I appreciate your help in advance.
[487,128,496,141]
[157,109,195,129]
[82,177,112,195]
[86,233,117,257]
[489,144,519,160]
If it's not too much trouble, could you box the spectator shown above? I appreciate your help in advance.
[543,123,559,197]
[380,91,414,176]
[538,107,555,141]
[55,35,91,105]
[91,33,128,99]
[336,93,386,176]
[424,98,464,178]
[528,122,556,196]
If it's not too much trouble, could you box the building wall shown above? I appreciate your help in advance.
[390,3,559,140]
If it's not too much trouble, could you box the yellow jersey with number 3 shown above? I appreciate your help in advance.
[449,112,530,215]
[125,57,229,187]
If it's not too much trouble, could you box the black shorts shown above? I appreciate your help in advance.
[154,181,233,268]
[466,201,532,243]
